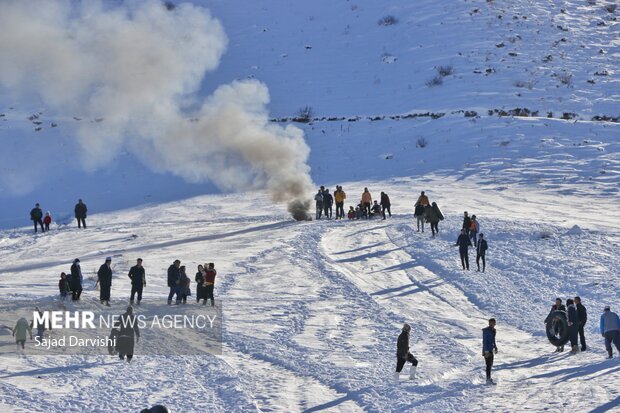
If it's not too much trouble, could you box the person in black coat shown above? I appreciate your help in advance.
[322,189,333,219]
[566,298,580,354]
[462,211,471,234]
[115,306,140,362]
[195,264,206,304]
[70,259,83,301]
[476,233,488,272]
[575,296,587,351]
[167,260,181,305]
[97,257,113,306]
[74,199,88,229]
[30,203,45,233]
[455,228,473,270]
[380,192,391,219]
[395,323,418,379]
[128,258,146,305]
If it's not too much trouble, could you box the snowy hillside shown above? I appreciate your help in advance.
[1,0,620,412]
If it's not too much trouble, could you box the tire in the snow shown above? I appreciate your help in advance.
[546,310,569,347]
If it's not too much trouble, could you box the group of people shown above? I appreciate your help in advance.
[29,199,88,233]
[455,211,487,272]
[314,186,392,220]
[57,257,218,307]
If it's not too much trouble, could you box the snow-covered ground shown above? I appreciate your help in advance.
[1,0,620,412]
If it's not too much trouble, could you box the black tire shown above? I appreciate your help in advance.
[546,310,569,347]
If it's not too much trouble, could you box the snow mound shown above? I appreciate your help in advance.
[564,225,583,236]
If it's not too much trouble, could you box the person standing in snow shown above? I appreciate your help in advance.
[414,203,426,232]
[361,188,372,218]
[204,263,217,306]
[97,257,113,306]
[482,318,498,385]
[544,298,567,352]
[59,272,70,300]
[469,215,479,246]
[395,323,418,379]
[455,228,473,270]
[334,186,346,219]
[167,259,182,305]
[70,258,83,301]
[12,317,33,350]
[43,211,52,232]
[179,265,191,304]
[323,189,333,219]
[462,211,471,235]
[30,203,44,233]
[574,296,587,351]
[426,202,444,236]
[476,233,488,272]
[128,258,146,305]
[74,199,88,228]
[195,264,206,304]
[314,189,324,220]
[600,306,620,359]
[115,306,140,362]
[380,192,391,219]
[416,191,429,207]
[566,298,580,354]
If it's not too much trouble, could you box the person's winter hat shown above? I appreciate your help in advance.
[105,257,112,262]
[74,258,80,263]
[402,323,411,332]
[604,305,611,311]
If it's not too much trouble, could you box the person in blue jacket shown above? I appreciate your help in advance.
[600,306,620,359]
[482,318,498,385]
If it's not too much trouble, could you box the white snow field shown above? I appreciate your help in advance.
[1,0,620,412]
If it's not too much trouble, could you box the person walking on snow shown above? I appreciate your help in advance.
[380,192,391,219]
[566,298,580,354]
[482,318,498,385]
[416,191,429,207]
[476,233,488,272]
[334,186,346,219]
[395,323,418,380]
[462,212,471,235]
[414,203,426,232]
[314,189,324,220]
[115,306,140,362]
[575,296,587,351]
[469,215,479,246]
[30,203,44,233]
[74,199,88,228]
[323,189,333,219]
[12,317,33,350]
[544,298,567,352]
[167,260,182,305]
[97,257,113,306]
[361,188,372,218]
[43,211,52,232]
[455,228,473,270]
[70,258,83,301]
[600,306,620,359]
[426,202,444,236]
[128,258,146,305]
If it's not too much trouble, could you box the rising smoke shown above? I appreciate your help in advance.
[0,0,314,219]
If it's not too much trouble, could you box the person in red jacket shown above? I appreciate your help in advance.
[204,263,217,307]
[43,212,52,231]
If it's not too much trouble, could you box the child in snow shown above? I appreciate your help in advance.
[347,206,355,220]
[59,272,70,300]
[371,201,381,217]
[395,323,418,380]
[43,212,52,231]
[12,317,33,349]
[179,266,191,304]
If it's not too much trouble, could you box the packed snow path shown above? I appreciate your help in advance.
[1,182,619,412]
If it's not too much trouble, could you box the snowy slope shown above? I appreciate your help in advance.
[1,0,620,412]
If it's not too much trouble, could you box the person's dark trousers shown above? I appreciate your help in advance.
[34,219,44,233]
[168,286,181,303]
[485,354,494,379]
[460,249,469,270]
[363,203,371,218]
[476,253,486,271]
[72,287,82,301]
[569,326,578,347]
[119,354,133,362]
[100,284,111,302]
[396,353,418,372]
[130,285,143,302]
[77,217,86,228]
[578,323,587,351]
[431,222,438,236]
[324,205,332,219]
[382,206,391,219]
[604,330,620,356]
[315,205,323,220]
[336,202,344,219]
[44,223,50,231]
[205,285,215,306]
[470,230,477,247]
